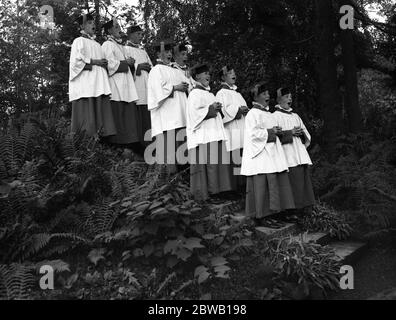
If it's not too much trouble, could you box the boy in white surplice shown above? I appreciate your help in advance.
[69,13,116,139]
[273,88,315,215]
[241,83,295,227]
[147,40,189,175]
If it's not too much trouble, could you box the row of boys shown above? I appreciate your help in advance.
[68,14,315,226]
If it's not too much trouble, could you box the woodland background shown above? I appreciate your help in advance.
[0,0,395,300]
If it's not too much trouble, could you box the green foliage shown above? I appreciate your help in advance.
[300,203,353,240]
[0,264,35,300]
[265,237,341,298]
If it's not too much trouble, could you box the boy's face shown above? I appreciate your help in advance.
[129,31,143,44]
[174,50,188,66]
[196,71,211,87]
[110,22,121,38]
[257,90,270,107]
[82,19,95,36]
[279,93,293,109]
[157,49,173,63]
[223,69,236,86]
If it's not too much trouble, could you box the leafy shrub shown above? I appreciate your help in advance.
[300,203,353,240]
[265,237,341,299]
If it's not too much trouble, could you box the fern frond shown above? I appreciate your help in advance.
[0,264,35,300]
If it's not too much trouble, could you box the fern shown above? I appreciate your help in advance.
[0,264,35,300]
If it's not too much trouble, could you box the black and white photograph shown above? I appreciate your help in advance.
[0,0,396,307]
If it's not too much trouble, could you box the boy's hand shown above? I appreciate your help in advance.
[207,104,219,119]
[126,57,136,66]
[91,59,108,67]
[173,82,189,93]
[272,126,283,135]
[292,127,304,136]
[240,106,249,115]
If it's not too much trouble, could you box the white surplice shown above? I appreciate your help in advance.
[216,83,246,152]
[241,106,289,176]
[147,64,188,138]
[124,43,153,105]
[69,37,112,102]
[186,86,227,150]
[273,106,313,168]
[102,39,138,103]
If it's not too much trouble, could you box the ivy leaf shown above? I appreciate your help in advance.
[88,248,106,266]
[214,265,231,279]
[164,240,179,255]
[211,257,228,267]
[166,256,180,268]
[176,248,192,261]
[183,238,205,251]
[143,244,155,258]
[195,266,210,284]
[198,271,211,284]
[194,265,209,278]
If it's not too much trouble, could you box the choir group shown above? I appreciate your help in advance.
[69,14,315,227]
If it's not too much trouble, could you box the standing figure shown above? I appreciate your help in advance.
[102,18,140,149]
[187,64,235,201]
[273,88,315,214]
[241,83,295,227]
[147,40,189,176]
[171,43,194,92]
[69,13,116,138]
[216,66,249,190]
[124,25,153,150]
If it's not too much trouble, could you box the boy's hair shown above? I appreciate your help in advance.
[102,18,118,35]
[219,66,234,80]
[127,25,143,35]
[191,63,209,80]
[153,40,174,54]
[76,13,94,27]
[173,43,188,56]
[250,82,269,101]
[276,87,292,101]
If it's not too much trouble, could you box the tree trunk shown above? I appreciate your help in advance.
[314,0,343,153]
[339,1,362,133]
[94,0,101,38]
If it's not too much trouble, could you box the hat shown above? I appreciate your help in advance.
[102,17,118,34]
[250,82,270,100]
[191,63,209,79]
[277,87,291,99]
[75,13,94,26]
[153,39,174,53]
[173,43,188,55]
[127,25,143,34]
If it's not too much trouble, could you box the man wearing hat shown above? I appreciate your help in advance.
[101,18,141,154]
[147,39,189,176]
[124,25,153,149]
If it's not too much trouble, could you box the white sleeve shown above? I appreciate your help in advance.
[69,38,91,81]
[247,113,269,159]
[102,41,120,77]
[187,91,210,132]
[298,114,311,148]
[147,66,174,111]
[216,90,240,125]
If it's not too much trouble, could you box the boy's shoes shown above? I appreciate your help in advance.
[254,218,286,229]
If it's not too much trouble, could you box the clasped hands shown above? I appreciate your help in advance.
[173,82,190,93]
